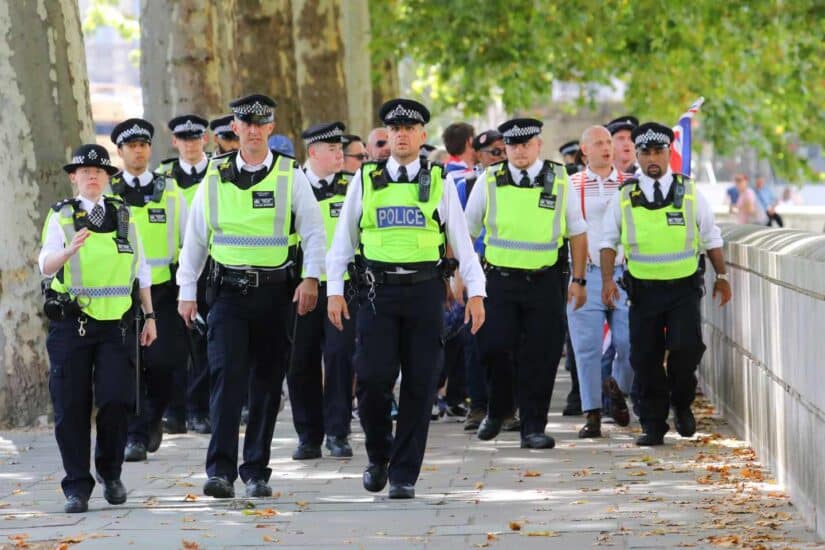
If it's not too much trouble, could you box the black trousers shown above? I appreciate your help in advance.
[628,280,706,435]
[167,271,211,422]
[354,277,445,486]
[206,283,291,483]
[286,283,356,445]
[127,284,187,445]
[46,316,134,499]
[477,267,566,437]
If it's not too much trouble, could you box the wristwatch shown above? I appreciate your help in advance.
[570,277,587,286]
[143,311,157,320]
[715,273,729,281]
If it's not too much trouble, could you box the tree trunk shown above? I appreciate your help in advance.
[140,0,237,163]
[0,0,94,427]
[234,0,304,158]
[340,0,372,140]
[291,0,349,152]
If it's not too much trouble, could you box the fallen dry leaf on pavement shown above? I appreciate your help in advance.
[182,541,199,550]
[522,470,541,477]
[242,508,278,517]
[508,521,522,531]
[525,530,559,537]
[474,482,484,490]
[183,494,198,502]
[486,533,498,541]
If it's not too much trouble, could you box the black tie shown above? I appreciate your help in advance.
[653,180,664,206]
[132,176,141,188]
[519,170,531,187]
[88,203,105,227]
[318,178,328,188]
[190,166,197,177]
[397,166,409,183]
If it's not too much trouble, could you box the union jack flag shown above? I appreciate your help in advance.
[670,97,705,177]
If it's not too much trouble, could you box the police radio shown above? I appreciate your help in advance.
[418,167,431,202]
[542,166,556,195]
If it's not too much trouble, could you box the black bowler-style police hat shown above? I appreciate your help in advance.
[111,118,154,146]
[379,98,430,126]
[168,114,208,139]
[632,122,675,150]
[341,134,362,146]
[558,140,580,156]
[63,144,119,176]
[229,94,277,124]
[301,121,346,145]
[498,118,543,145]
[209,114,238,139]
[472,129,503,151]
[606,115,639,135]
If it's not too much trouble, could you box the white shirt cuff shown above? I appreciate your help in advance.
[466,281,487,298]
[326,281,344,296]
[178,283,197,301]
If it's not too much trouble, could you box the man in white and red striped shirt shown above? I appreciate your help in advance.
[567,126,634,439]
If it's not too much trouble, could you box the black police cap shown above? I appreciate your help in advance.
[341,134,362,146]
[301,121,346,145]
[379,98,430,126]
[497,118,543,145]
[558,140,580,156]
[472,129,503,151]
[111,118,154,146]
[63,144,119,176]
[632,122,675,149]
[209,114,237,139]
[168,114,208,139]
[229,94,277,124]
[606,115,639,135]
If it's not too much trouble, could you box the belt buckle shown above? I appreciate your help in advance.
[245,270,260,288]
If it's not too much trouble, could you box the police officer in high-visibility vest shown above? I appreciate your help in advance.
[465,118,589,449]
[39,144,157,513]
[177,94,326,499]
[287,121,357,460]
[327,99,486,499]
[600,122,732,446]
[156,115,212,435]
[108,118,190,462]
[210,114,240,155]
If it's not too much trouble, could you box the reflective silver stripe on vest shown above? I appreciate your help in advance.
[145,194,177,266]
[629,250,696,263]
[208,155,291,247]
[485,166,566,252]
[68,286,132,297]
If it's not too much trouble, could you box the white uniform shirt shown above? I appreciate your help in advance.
[122,168,190,241]
[303,164,334,190]
[464,159,588,239]
[599,169,723,252]
[178,155,209,175]
[325,156,486,298]
[176,149,326,301]
[570,167,628,266]
[38,194,152,288]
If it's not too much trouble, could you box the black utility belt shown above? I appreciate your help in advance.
[359,266,442,286]
[632,273,697,287]
[484,263,556,277]
[220,266,293,289]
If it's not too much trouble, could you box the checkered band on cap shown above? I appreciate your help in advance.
[213,124,232,134]
[306,126,344,144]
[384,104,425,123]
[173,119,206,134]
[70,154,112,166]
[116,124,151,145]
[634,128,670,147]
[232,101,272,116]
[502,124,541,139]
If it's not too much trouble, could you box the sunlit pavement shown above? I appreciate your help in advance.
[1,371,822,549]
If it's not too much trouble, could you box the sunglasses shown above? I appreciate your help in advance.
[375,140,388,147]
[345,153,369,161]
[481,147,505,156]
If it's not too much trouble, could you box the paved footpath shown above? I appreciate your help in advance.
[0,373,822,549]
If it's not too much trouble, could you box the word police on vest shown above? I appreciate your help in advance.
[376,206,426,228]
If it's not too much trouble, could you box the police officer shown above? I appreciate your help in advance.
[177,94,326,498]
[465,118,588,449]
[600,122,732,446]
[607,115,639,174]
[156,115,211,435]
[210,114,240,154]
[342,134,367,173]
[39,144,157,513]
[327,98,486,499]
[108,119,189,462]
[288,121,357,460]
[559,140,583,175]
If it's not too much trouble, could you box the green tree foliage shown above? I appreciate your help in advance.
[372,0,824,179]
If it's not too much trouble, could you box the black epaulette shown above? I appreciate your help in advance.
[490,160,509,187]
[366,160,389,191]
[213,151,238,183]
[158,157,178,167]
[109,172,126,195]
[51,198,80,213]
[331,171,353,196]
[620,177,639,188]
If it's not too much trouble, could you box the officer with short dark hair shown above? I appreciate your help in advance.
[600,122,732,446]
[156,115,212,435]
[287,121,357,460]
[109,118,190,462]
[39,144,157,513]
[210,114,240,154]
[342,134,367,172]
[465,118,589,449]
[327,98,486,499]
[177,94,326,499]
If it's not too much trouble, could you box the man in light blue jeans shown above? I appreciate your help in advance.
[566,126,633,438]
